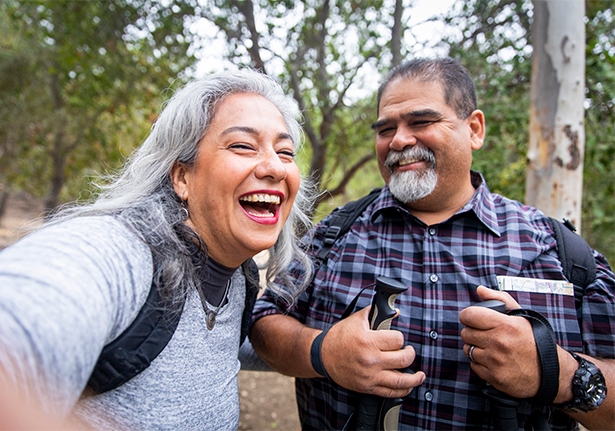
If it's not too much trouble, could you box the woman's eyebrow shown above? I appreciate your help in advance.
[221,126,293,143]
[220,126,258,136]
[278,132,293,142]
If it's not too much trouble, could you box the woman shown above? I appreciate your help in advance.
[0,69,313,430]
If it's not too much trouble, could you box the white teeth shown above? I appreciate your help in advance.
[398,158,420,167]
[247,211,274,218]
[240,194,281,204]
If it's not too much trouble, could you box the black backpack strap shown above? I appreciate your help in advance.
[87,271,185,395]
[547,217,597,310]
[240,258,260,345]
[317,188,382,260]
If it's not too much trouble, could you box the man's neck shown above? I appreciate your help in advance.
[404,182,477,226]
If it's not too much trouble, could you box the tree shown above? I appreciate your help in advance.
[0,1,200,213]
[526,0,586,230]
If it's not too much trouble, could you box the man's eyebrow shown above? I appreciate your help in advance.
[220,126,293,143]
[406,109,442,118]
[371,118,391,130]
[371,109,443,130]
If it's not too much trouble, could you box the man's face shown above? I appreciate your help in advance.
[373,77,484,207]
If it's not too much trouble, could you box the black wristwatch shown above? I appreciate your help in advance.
[556,352,608,413]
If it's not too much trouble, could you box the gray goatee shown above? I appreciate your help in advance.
[385,146,437,204]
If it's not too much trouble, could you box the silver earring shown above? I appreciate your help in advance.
[180,196,189,221]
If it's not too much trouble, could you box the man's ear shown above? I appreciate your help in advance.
[468,109,486,151]
[170,162,189,200]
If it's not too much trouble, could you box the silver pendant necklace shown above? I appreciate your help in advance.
[197,280,231,330]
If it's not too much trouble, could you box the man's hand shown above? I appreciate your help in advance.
[321,306,425,398]
[459,286,543,399]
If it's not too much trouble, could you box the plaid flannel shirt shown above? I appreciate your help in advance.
[253,171,615,430]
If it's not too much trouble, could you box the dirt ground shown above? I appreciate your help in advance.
[0,192,301,431]
[238,371,300,431]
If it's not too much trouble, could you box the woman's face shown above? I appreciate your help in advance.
[171,93,301,268]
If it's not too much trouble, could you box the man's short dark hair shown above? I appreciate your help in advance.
[376,57,477,119]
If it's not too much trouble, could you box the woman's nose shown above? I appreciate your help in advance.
[255,150,288,181]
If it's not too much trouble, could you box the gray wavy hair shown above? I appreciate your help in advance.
[51,69,314,307]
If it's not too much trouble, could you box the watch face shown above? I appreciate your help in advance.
[587,372,607,406]
[568,354,608,411]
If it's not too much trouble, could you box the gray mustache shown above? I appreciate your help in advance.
[384,146,436,171]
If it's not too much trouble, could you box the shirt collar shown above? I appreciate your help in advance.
[371,171,501,237]
[460,171,502,237]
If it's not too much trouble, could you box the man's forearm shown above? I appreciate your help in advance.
[250,314,321,378]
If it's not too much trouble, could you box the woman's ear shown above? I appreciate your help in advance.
[170,162,189,200]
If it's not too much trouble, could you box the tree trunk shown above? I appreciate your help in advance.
[232,0,267,73]
[44,70,67,215]
[0,187,9,228]
[391,0,404,68]
[44,127,67,215]
[526,0,586,231]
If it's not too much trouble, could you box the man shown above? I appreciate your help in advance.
[250,58,615,430]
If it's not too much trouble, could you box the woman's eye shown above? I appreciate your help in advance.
[278,149,295,158]
[229,143,255,151]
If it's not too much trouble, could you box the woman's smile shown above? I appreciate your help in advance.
[239,190,284,224]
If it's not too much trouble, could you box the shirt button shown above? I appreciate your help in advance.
[428,227,437,236]
[430,274,439,283]
[429,330,438,340]
[425,391,433,402]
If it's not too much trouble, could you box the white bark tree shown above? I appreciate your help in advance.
[526,0,586,231]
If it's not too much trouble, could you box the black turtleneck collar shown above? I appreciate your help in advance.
[201,257,238,307]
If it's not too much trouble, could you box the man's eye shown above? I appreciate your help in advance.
[378,127,395,135]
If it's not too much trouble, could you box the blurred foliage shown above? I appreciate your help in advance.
[0,0,612,264]
[0,0,200,212]
[582,0,615,264]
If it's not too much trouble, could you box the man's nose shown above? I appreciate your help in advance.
[390,125,417,151]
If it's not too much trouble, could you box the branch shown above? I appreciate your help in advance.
[319,152,375,204]
[327,52,376,117]
[231,0,267,73]
[455,4,518,48]
[287,52,320,151]
[315,0,331,111]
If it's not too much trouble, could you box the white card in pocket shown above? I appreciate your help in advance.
[496,275,574,296]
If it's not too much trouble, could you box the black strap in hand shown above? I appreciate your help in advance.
[508,309,560,405]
